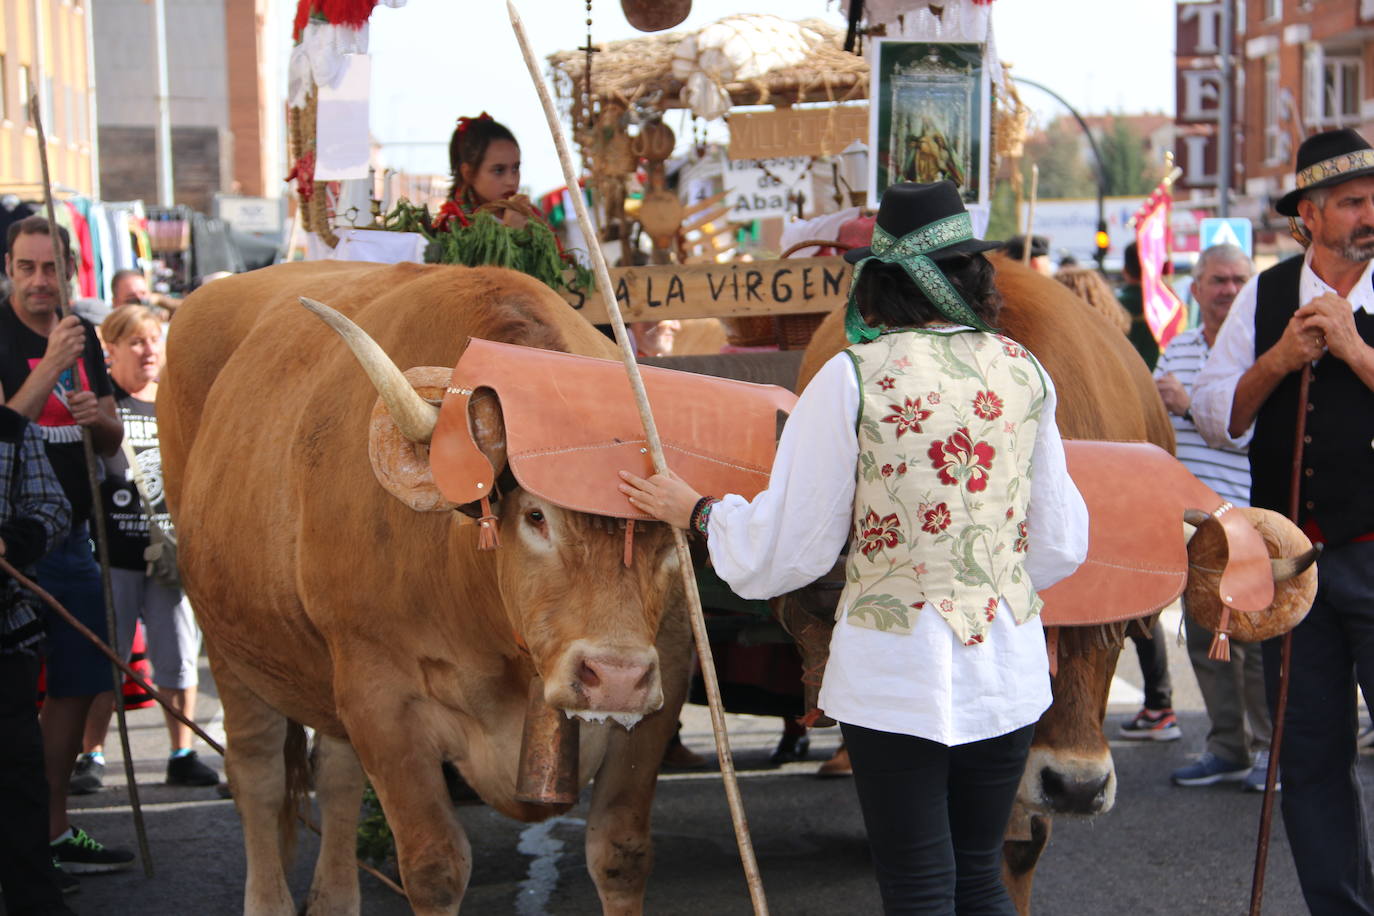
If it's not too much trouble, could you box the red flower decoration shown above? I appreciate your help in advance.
[972,390,1004,420]
[433,198,472,232]
[879,376,896,391]
[897,462,908,476]
[927,427,996,492]
[965,633,985,646]
[928,391,942,405]
[985,597,998,622]
[939,598,955,614]
[882,396,934,438]
[881,463,894,477]
[921,502,952,534]
[1014,520,1029,553]
[857,509,903,558]
[1002,341,1029,359]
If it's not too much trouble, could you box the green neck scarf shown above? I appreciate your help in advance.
[844,212,994,344]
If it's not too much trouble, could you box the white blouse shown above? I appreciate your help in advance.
[707,347,1090,746]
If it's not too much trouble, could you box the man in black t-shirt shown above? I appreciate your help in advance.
[1,215,132,875]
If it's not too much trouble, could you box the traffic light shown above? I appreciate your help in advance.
[1094,219,1110,268]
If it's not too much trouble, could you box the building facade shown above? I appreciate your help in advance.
[1176,0,1374,246]
[0,0,97,197]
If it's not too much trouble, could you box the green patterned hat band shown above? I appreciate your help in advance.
[844,212,994,344]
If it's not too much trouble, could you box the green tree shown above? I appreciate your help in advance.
[1028,118,1096,199]
[1100,116,1156,196]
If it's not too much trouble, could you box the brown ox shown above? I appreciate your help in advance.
[797,255,1176,912]
[159,260,693,915]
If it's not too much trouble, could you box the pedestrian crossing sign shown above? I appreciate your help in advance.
[1199,218,1253,257]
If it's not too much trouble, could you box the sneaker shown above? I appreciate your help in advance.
[1243,750,1281,793]
[52,858,80,895]
[51,827,135,875]
[1171,752,1250,786]
[68,754,105,795]
[166,750,220,787]
[1118,707,1182,741]
[816,744,852,778]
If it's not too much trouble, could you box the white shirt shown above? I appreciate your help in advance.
[707,347,1089,745]
[1192,250,1374,450]
[1153,328,1252,506]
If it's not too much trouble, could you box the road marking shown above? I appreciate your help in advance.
[515,815,583,915]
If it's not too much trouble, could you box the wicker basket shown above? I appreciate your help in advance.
[722,315,779,348]
[775,313,827,350]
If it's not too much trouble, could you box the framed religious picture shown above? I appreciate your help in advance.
[868,39,991,207]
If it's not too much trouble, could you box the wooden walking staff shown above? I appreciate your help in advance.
[505,4,770,913]
[1021,164,1039,267]
[27,93,154,877]
[1248,361,1313,916]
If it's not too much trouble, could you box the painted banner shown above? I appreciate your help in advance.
[1135,190,1187,348]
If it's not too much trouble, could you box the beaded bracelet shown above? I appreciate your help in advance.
[689,496,720,540]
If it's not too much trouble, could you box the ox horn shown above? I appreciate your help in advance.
[1182,509,1212,527]
[1271,544,1321,582]
[299,297,440,443]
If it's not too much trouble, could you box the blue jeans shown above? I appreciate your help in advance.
[842,721,1035,916]
[1264,540,1374,915]
[38,524,114,699]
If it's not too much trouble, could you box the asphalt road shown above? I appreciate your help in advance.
[28,609,1369,915]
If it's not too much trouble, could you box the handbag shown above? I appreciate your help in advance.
[120,438,180,590]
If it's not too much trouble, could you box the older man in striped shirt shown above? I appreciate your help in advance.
[1154,243,1272,791]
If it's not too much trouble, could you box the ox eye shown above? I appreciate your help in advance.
[526,510,545,525]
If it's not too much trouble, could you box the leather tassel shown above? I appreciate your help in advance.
[1045,626,1059,678]
[477,496,501,550]
[623,519,635,568]
[1208,607,1232,661]
[798,707,829,728]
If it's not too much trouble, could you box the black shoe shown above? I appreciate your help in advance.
[69,754,105,795]
[769,733,811,766]
[51,827,135,875]
[167,750,220,787]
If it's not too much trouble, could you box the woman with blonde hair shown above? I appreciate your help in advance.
[1055,267,1132,336]
[69,306,219,795]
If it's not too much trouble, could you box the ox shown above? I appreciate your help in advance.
[797,255,1178,912]
[159,261,693,915]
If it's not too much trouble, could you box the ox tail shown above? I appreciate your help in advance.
[279,720,311,869]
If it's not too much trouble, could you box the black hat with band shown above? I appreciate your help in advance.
[1275,128,1374,217]
[844,181,1002,343]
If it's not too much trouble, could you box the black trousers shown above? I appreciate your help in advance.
[1263,541,1374,915]
[1128,616,1173,710]
[841,721,1035,916]
[0,652,67,915]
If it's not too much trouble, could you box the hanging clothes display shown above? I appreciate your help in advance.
[63,200,97,299]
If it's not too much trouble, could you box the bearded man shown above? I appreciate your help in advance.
[1193,128,1374,914]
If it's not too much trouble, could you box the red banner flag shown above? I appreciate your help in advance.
[1134,188,1186,349]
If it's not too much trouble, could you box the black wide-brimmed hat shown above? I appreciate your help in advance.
[1275,128,1374,216]
[844,181,1002,263]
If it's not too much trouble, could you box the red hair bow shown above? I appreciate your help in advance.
[455,112,493,145]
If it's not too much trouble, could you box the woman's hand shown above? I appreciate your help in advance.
[618,468,702,529]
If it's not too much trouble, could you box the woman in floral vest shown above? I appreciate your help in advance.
[622,181,1089,914]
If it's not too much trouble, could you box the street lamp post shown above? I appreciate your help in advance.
[1010,76,1109,267]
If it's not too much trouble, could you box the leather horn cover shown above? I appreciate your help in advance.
[429,339,798,519]
[1039,440,1274,627]
[621,0,690,31]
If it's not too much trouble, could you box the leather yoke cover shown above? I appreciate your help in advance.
[1039,440,1274,627]
[429,339,798,519]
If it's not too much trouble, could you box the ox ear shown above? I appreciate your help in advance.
[453,388,510,520]
[369,367,457,512]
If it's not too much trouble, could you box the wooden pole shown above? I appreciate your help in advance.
[506,4,770,913]
[27,92,153,877]
[1021,164,1039,267]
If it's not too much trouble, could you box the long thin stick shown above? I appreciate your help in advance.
[28,92,152,877]
[1022,164,1039,267]
[506,4,769,913]
[1249,363,1312,915]
[0,553,408,898]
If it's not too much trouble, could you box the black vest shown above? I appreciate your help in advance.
[1249,255,1374,545]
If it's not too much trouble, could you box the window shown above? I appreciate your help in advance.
[1264,55,1283,165]
[17,64,30,123]
[1317,55,1362,129]
[1266,0,1282,20]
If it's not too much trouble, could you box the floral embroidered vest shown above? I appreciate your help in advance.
[839,329,1047,645]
